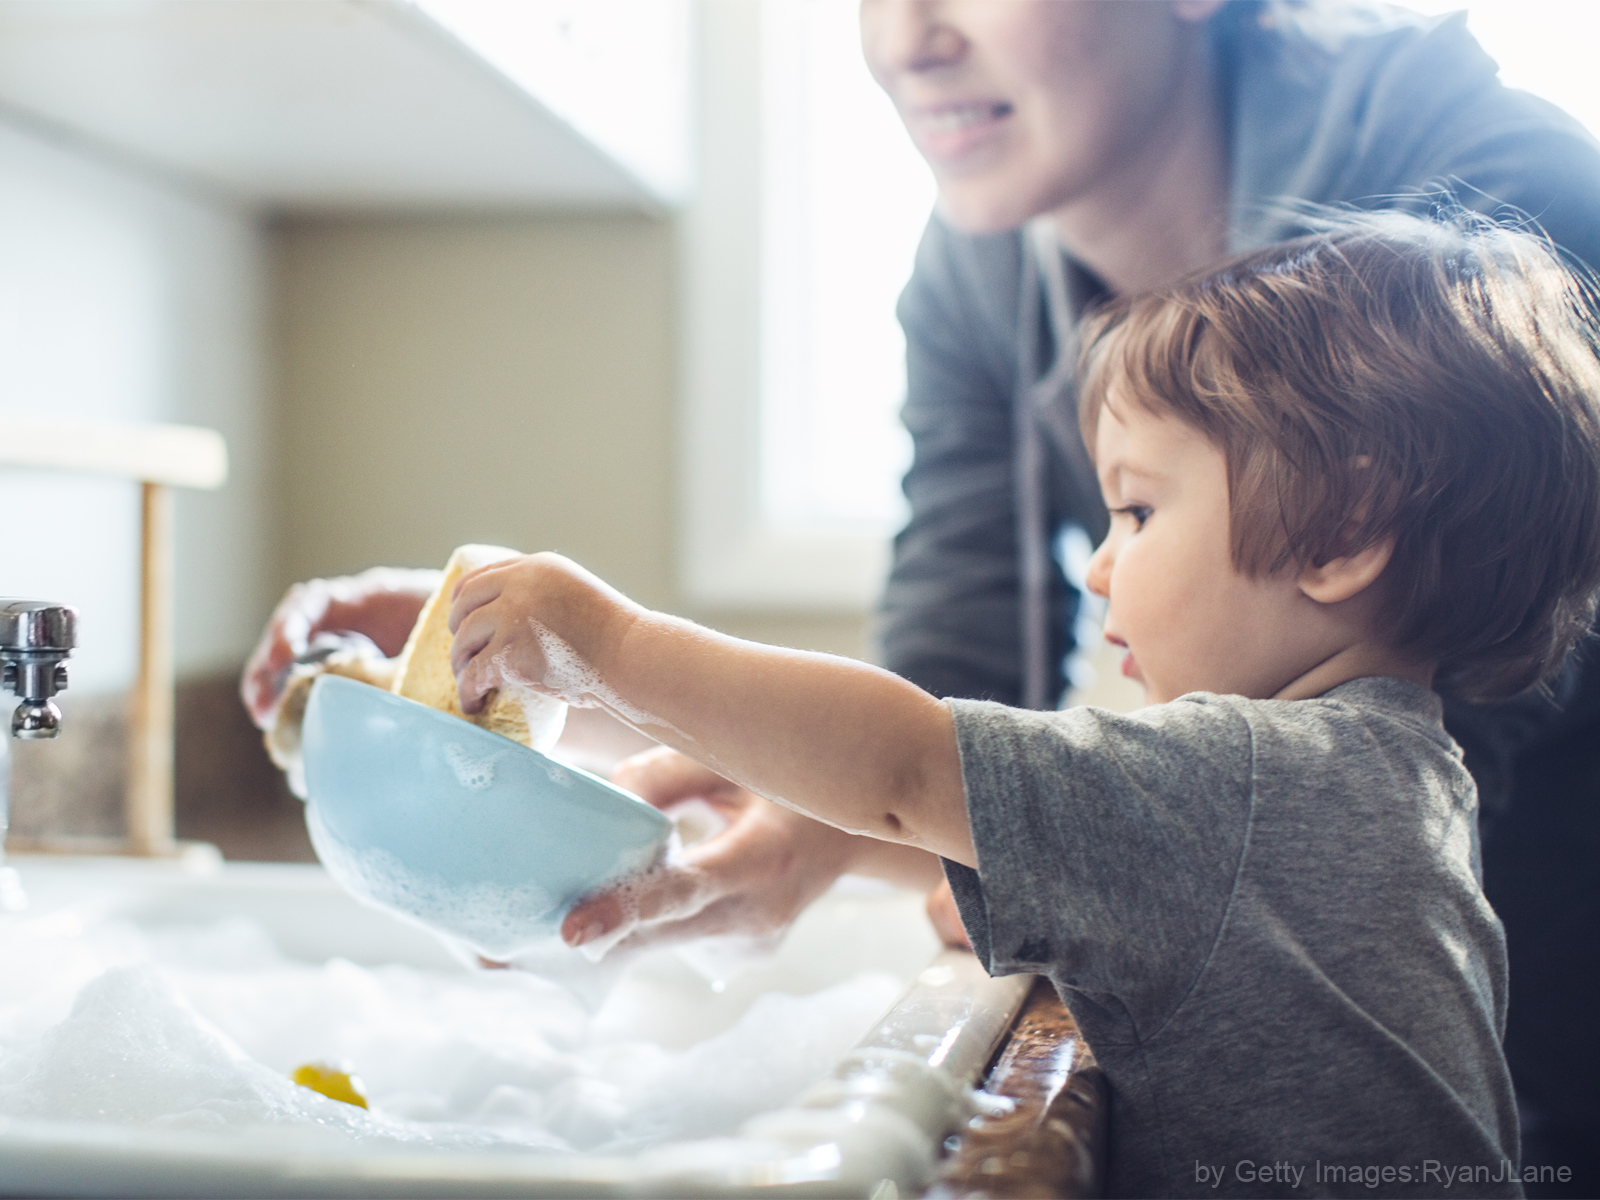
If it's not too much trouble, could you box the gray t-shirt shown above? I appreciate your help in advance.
[944,678,1519,1198]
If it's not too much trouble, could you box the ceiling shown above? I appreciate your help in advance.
[0,0,683,213]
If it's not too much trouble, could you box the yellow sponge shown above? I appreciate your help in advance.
[391,545,567,751]
[291,1062,369,1109]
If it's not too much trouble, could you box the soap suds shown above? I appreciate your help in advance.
[486,646,567,752]
[306,810,561,960]
[305,797,667,964]
[442,744,499,792]
[0,910,906,1157]
[523,621,684,739]
[566,828,760,969]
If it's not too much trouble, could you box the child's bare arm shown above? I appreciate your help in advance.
[447,553,975,866]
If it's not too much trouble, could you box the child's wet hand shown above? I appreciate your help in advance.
[447,552,640,714]
[447,555,557,714]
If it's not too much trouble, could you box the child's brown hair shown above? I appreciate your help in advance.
[1078,209,1600,700]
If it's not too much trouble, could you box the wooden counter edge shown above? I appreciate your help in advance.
[930,974,1108,1199]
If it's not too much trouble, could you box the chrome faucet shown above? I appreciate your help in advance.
[0,600,77,739]
[0,599,75,910]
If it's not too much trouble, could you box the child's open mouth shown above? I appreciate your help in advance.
[1104,632,1142,682]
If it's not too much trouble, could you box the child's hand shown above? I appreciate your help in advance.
[446,552,639,715]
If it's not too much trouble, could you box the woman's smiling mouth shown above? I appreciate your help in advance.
[904,99,1015,162]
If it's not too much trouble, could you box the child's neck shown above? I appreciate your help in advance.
[1272,644,1434,702]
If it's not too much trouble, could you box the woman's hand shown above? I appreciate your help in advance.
[240,567,440,729]
[559,747,935,954]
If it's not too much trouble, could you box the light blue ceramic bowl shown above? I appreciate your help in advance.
[300,674,671,958]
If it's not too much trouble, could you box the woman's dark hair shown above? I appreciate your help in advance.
[1079,209,1600,701]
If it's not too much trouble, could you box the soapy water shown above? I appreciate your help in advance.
[520,622,686,740]
[308,808,767,988]
[305,805,564,960]
[0,909,905,1155]
[442,743,500,791]
[482,645,567,754]
[304,778,679,967]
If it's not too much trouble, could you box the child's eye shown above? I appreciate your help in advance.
[1111,504,1152,531]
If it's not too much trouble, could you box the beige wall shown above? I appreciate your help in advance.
[273,213,872,659]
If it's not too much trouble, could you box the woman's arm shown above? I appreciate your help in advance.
[448,554,975,866]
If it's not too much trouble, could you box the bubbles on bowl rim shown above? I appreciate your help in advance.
[442,744,499,792]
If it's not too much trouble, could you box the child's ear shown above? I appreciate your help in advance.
[1297,538,1394,605]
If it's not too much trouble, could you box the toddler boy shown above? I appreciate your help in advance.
[447,212,1600,1198]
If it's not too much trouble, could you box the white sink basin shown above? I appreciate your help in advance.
[0,856,1027,1197]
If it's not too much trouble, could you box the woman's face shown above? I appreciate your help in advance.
[860,0,1220,234]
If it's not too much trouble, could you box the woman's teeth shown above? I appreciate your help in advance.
[919,102,1011,133]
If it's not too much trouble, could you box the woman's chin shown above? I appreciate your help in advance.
[933,178,1054,236]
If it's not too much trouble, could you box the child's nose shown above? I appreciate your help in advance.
[1085,539,1113,599]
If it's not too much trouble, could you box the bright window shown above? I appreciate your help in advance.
[678,0,934,610]
[760,0,934,533]
[1405,1,1600,138]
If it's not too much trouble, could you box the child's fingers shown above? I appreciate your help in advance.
[454,638,503,714]
[447,566,509,633]
[451,607,507,715]
[448,606,498,680]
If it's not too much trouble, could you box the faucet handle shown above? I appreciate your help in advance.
[0,600,77,653]
[0,600,77,739]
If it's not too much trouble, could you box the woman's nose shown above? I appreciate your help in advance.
[861,0,965,77]
[1085,539,1114,600]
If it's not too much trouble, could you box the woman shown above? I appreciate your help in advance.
[245,3,1600,1189]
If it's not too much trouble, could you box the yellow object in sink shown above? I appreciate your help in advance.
[290,1062,369,1109]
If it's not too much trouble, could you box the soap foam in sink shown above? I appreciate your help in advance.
[0,909,908,1157]
[0,964,373,1137]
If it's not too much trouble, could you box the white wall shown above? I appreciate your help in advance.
[0,119,274,694]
